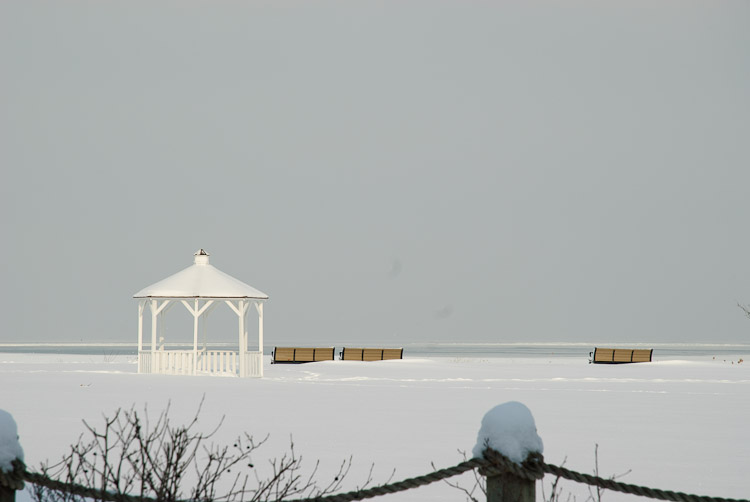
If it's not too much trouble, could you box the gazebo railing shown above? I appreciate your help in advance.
[241,351,263,378]
[138,351,154,373]
[139,350,263,377]
[197,350,237,375]
[149,350,198,375]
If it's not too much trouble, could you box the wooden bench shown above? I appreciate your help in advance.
[590,348,653,364]
[340,347,403,361]
[272,347,335,364]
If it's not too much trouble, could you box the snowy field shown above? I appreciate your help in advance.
[2,352,748,502]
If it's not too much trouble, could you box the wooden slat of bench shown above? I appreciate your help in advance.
[342,348,364,361]
[362,348,384,361]
[613,349,634,363]
[381,348,403,360]
[632,349,653,362]
[273,347,296,362]
[313,348,335,361]
[593,348,615,363]
[294,348,315,362]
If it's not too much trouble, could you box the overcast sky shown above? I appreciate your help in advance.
[2,1,749,346]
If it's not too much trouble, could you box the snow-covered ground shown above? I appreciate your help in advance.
[2,352,748,502]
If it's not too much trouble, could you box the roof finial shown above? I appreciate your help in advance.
[194,249,210,265]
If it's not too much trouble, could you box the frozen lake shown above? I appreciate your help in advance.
[2,351,748,502]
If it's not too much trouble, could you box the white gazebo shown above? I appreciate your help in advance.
[133,249,268,378]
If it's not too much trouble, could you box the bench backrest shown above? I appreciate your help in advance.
[342,348,364,361]
[312,347,335,361]
[273,347,335,363]
[593,348,615,363]
[381,348,404,360]
[273,347,297,362]
[341,347,403,361]
[613,349,633,363]
[593,348,652,364]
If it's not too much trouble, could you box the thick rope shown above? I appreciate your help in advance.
[2,451,748,502]
[22,470,160,502]
[286,458,483,502]
[541,461,748,502]
[280,449,748,502]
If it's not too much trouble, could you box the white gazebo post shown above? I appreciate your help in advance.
[256,301,264,377]
[225,299,251,377]
[201,302,218,351]
[149,299,170,373]
[180,299,215,375]
[133,249,268,378]
[193,299,199,373]
[137,300,145,372]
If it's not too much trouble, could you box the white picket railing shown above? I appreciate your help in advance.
[241,351,263,378]
[197,350,236,375]
[138,350,263,378]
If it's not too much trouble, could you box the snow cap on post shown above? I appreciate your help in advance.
[472,401,543,463]
[0,409,24,472]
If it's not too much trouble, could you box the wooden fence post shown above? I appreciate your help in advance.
[0,484,15,502]
[0,464,23,502]
[486,470,535,502]
[474,402,543,502]
[0,459,26,502]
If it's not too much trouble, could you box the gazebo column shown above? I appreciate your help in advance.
[158,312,164,348]
[181,299,214,375]
[256,302,264,377]
[137,300,145,373]
[151,300,156,356]
[240,300,246,377]
[201,302,218,351]
[226,300,249,377]
[192,299,199,375]
[148,299,171,373]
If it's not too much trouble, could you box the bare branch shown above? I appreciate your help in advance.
[31,401,363,502]
[432,449,484,502]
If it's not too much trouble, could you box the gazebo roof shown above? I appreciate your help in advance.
[133,249,269,299]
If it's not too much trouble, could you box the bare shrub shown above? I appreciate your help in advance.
[31,400,353,502]
[433,450,484,502]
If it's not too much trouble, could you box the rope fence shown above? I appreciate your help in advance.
[2,448,747,502]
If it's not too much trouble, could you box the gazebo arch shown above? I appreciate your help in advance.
[133,249,268,378]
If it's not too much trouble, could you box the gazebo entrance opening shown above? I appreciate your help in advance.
[133,250,268,378]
